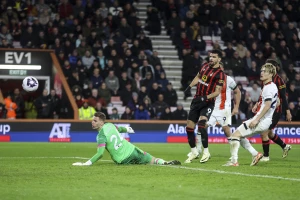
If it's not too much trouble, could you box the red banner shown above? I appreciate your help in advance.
[0,135,10,142]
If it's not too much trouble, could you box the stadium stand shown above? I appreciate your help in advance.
[0,0,299,121]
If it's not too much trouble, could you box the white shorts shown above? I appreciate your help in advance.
[237,118,272,138]
[207,108,231,127]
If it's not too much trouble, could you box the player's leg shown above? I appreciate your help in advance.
[268,130,292,158]
[260,130,270,161]
[199,104,213,163]
[223,125,258,158]
[124,147,181,165]
[185,101,202,163]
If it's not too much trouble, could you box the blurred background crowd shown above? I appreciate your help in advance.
[0,0,300,121]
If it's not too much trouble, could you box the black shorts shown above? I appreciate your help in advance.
[188,99,214,123]
[269,110,281,130]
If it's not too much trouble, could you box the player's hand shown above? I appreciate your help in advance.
[252,103,258,113]
[126,126,135,133]
[231,108,238,116]
[286,111,292,122]
[249,119,259,129]
[72,161,92,166]
[184,86,191,96]
[72,162,84,166]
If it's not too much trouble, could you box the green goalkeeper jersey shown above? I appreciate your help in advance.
[97,123,135,163]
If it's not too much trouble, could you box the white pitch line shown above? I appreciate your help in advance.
[1,157,299,182]
[161,165,300,182]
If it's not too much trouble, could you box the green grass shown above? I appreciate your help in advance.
[0,143,299,200]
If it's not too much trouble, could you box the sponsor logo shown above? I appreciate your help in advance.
[49,123,71,142]
[199,80,209,86]
[0,124,11,135]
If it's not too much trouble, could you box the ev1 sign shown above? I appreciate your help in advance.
[5,52,31,64]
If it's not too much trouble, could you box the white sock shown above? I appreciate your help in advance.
[196,134,202,152]
[191,147,198,155]
[230,137,240,163]
[240,138,258,157]
[203,148,209,154]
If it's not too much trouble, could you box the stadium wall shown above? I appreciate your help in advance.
[0,120,300,144]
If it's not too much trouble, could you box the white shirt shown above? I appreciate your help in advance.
[255,82,278,120]
[214,75,237,110]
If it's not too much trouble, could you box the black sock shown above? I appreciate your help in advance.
[262,140,270,157]
[199,128,208,148]
[271,133,286,149]
[186,127,196,148]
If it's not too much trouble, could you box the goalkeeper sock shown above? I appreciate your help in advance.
[154,158,166,165]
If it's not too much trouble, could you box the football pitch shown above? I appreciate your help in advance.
[0,143,299,200]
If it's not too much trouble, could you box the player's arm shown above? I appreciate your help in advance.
[116,126,135,133]
[232,87,241,115]
[72,145,105,166]
[206,71,225,100]
[206,85,222,99]
[184,73,201,94]
[249,99,272,128]
[278,84,292,121]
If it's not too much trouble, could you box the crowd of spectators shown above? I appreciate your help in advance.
[0,0,300,121]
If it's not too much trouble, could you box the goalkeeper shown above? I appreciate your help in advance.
[72,112,181,166]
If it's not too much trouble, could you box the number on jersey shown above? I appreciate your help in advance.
[110,133,124,150]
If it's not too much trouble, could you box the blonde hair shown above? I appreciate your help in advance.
[262,63,276,77]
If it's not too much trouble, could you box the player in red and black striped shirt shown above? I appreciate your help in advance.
[253,59,292,161]
[184,50,225,163]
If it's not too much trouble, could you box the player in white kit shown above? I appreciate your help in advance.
[223,63,278,166]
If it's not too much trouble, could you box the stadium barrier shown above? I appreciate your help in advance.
[0,120,300,144]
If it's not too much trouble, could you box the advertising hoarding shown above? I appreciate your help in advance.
[0,122,300,144]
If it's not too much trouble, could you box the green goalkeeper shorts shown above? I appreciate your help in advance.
[120,147,153,164]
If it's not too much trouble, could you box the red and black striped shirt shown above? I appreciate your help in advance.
[195,63,225,102]
[273,74,287,113]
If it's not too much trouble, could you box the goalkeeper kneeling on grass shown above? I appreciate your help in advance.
[73,112,181,166]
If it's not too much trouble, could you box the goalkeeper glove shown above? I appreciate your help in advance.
[126,126,135,133]
[72,160,92,166]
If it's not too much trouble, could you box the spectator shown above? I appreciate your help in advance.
[109,1,122,16]
[145,6,161,35]
[0,26,13,46]
[49,89,61,119]
[0,102,5,119]
[143,97,155,119]
[75,94,85,108]
[78,101,96,120]
[24,96,37,119]
[157,72,169,91]
[231,51,245,76]
[105,70,119,96]
[58,0,73,19]
[249,82,261,103]
[287,82,300,102]
[134,104,150,120]
[138,32,153,55]
[164,82,178,107]
[98,82,111,106]
[221,21,235,45]
[127,92,140,112]
[160,107,173,120]
[34,89,52,119]
[121,106,134,120]
[11,88,24,119]
[2,7,18,25]
[148,51,162,69]
[153,94,169,119]
[4,93,17,120]
[110,107,120,120]
[139,59,155,79]
[138,85,147,103]
[82,50,96,68]
[172,103,188,120]
[95,102,109,119]
[247,61,260,81]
